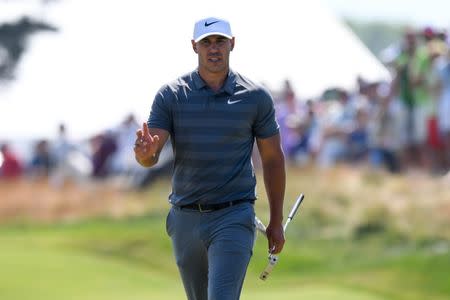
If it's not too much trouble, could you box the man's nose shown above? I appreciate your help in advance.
[209,42,220,51]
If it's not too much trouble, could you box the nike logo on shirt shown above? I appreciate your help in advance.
[227,99,243,104]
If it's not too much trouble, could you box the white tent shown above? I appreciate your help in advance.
[0,0,390,140]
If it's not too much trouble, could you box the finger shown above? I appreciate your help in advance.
[272,243,283,254]
[275,237,285,254]
[136,129,143,139]
[269,242,279,254]
[142,122,150,137]
[146,134,160,146]
[268,238,274,253]
[270,245,277,254]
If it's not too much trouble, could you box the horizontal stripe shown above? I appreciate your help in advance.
[174,104,255,113]
[173,134,252,144]
[174,111,255,120]
[173,130,251,139]
[173,161,253,171]
[174,150,252,160]
[174,178,256,193]
[174,117,253,127]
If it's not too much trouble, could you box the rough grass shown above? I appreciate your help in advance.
[0,165,449,300]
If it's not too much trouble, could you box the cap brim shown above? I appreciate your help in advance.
[194,32,233,43]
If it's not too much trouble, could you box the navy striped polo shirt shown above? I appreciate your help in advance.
[148,69,279,206]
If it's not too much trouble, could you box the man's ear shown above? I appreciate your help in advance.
[230,37,235,51]
[191,40,198,53]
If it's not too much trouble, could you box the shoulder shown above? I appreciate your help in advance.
[156,71,195,99]
[233,71,273,101]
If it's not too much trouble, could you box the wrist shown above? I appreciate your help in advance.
[137,152,157,167]
[270,207,283,222]
[269,215,283,225]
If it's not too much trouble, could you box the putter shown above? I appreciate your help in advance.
[256,193,305,281]
[254,216,267,236]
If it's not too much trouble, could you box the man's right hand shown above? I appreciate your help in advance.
[266,221,285,254]
[134,122,160,165]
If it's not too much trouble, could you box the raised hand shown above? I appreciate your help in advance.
[134,122,160,163]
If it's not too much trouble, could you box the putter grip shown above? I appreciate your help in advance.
[259,254,278,280]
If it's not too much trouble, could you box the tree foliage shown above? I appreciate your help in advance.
[0,0,59,84]
[345,18,407,59]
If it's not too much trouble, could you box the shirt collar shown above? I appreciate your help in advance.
[192,70,206,90]
[192,69,236,95]
[223,69,236,95]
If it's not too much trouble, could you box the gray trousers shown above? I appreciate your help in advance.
[166,202,255,300]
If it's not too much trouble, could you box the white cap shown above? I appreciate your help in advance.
[193,17,233,42]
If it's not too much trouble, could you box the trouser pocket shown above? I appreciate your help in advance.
[165,207,174,237]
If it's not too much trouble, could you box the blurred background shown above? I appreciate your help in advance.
[0,0,449,299]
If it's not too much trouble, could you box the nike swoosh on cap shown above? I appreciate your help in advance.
[204,21,219,27]
[227,99,243,104]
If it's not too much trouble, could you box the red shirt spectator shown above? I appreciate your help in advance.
[0,144,23,178]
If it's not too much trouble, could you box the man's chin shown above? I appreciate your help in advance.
[206,64,227,73]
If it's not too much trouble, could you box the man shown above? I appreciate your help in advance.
[392,30,417,169]
[134,17,285,300]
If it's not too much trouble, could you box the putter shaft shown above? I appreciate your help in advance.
[258,193,305,281]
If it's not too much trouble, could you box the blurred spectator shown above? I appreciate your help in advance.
[368,96,403,173]
[110,113,140,175]
[289,99,317,165]
[275,79,308,161]
[315,89,355,168]
[347,107,369,163]
[90,131,117,178]
[406,27,440,170]
[29,139,54,178]
[50,123,91,187]
[436,46,450,172]
[392,29,419,169]
[283,113,311,165]
[0,143,23,178]
[359,80,381,114]
[426,39,448,173]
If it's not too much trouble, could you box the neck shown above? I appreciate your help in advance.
[198,67,229,92]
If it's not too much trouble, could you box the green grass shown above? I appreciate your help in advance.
[1,214,449,300]
[1,167,449,299]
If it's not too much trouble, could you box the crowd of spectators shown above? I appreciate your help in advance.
[1,114,144,186]
[1,26,449,185]
[0,112,174,188]
[276,26,450,175]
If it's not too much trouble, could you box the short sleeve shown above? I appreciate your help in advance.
[252,88,279,138]
[147,86,173,133]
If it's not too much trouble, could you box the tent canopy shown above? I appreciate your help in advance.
[0,0,390,139]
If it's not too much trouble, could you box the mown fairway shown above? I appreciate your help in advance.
[1,166,449,300]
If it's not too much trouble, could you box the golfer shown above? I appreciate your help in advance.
[134,17,286,300]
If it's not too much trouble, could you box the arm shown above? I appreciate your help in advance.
[256,133,286,254]
[134,122,170,168]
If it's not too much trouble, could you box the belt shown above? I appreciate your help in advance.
[178,199,254,212]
